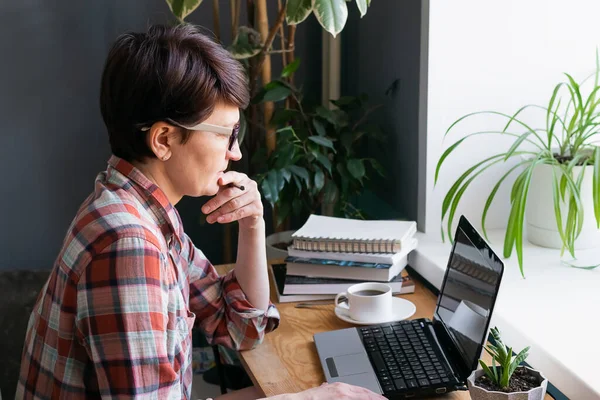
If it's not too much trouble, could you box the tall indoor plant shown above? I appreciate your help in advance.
[436,58,600,276]
[253,66,386,228]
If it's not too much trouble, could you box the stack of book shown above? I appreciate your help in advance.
[271,215,418,303]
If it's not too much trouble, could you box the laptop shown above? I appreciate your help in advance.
[314,215,504,399]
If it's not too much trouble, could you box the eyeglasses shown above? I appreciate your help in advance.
[141,119,240,151]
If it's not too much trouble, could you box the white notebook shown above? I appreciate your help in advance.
[291,215,417,254]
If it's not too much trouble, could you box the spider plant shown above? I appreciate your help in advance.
[435,57,600,277]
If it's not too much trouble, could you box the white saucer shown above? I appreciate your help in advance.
[334,297,417,325]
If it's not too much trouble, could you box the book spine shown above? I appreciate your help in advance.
[292,238,400,254]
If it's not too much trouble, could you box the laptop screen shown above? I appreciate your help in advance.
[434,221,503,372]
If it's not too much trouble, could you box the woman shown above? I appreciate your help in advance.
[17,24,384,400]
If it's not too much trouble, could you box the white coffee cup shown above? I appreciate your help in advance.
[334,282,393,323]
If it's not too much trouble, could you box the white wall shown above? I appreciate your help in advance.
[426,0,600,236]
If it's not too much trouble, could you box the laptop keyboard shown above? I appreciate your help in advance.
[359,320,454,393]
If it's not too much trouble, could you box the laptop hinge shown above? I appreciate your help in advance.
[425,321,467,389]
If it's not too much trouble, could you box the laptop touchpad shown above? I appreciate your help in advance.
[329,353,373,376]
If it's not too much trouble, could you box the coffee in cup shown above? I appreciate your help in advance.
[334,282,393,323]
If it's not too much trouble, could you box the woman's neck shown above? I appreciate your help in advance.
[131,159,182,205]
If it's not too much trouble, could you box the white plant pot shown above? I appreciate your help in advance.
[265,230,295,262]
[467,367,548,400]
[526,163,600,249]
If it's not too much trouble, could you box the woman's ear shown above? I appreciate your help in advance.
[145,122,177,161]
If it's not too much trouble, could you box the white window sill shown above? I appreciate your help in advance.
[408,230,600,400]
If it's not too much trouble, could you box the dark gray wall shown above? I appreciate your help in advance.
[1,1,321,270]
[341,1,426,223]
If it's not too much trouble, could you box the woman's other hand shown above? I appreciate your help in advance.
[269,382,387,400]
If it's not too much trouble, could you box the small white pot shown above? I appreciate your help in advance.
[467,367,548,400]
[526,163,600,249]
[265,230,295,262]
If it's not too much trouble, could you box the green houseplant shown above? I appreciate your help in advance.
[467,327,547,399]
[436,59,600,276]
[252,63,386,228]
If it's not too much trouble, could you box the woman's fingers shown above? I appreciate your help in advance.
[205,190,254,223]
[202,182,248,214]
[210,202,262,224]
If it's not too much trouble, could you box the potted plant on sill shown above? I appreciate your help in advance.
[436,57,600,276]
[255,64,388,259]
[468,327,548,400]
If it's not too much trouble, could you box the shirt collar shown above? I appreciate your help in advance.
[106,155,183,250]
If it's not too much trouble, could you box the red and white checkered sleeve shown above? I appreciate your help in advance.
[184,234,280,350]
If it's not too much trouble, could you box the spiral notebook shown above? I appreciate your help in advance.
[291,215,417,254]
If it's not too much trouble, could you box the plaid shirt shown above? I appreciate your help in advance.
[17,156,280,399]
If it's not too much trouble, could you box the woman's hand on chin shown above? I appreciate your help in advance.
[201,171,264,230]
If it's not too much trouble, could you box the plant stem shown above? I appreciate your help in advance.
[286,25,297,85]
[255,0,276,155]
[267,49,295,54]
[250,4,287,93]
[277,0,287,68]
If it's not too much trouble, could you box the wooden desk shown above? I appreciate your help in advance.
[214,263,552,399]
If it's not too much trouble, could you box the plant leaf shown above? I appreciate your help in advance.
[479,361,496,385]
[270,109,300,126]
[594,146,600,228]
[286,0,313,25]
[481,160,529,241]
[312,118,327,136]
[312,151,332,174]
[513,159,542,276]
[355,0,368,17]
[165,0,203,20]
[503,131,533,161]
[315,106,338,125]
[504,171,526,260]
[312,0,348,37]
[436,130,543,185]
[442,153,526,241]
[282,58,301,78]
[546,82,565,149]
[228,26,263,59]
[368,158,385,177]
[509,347,530,377]
[331,96,357,107]
[314,169,325,191]
[262,83,292,103]
[347,159,365,180]
[308,135,336,151]
[260,170,281,206]
[281,168,292,183]
[550,167,568,248]
[289,165,310,186]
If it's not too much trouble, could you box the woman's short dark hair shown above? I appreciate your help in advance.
[100,24,249,162]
